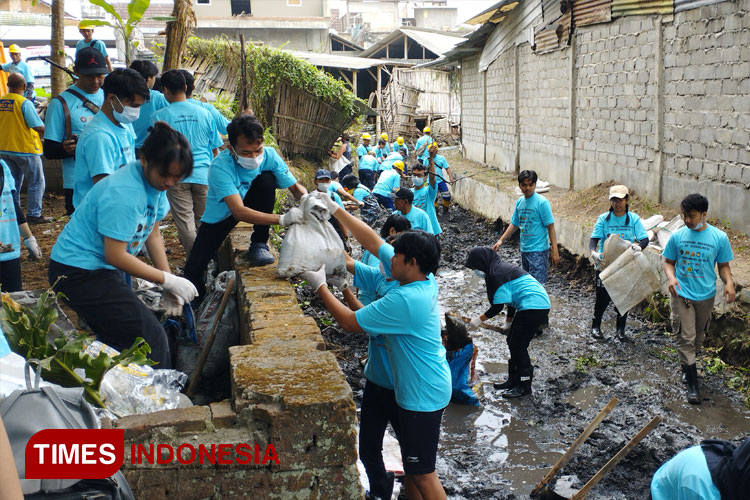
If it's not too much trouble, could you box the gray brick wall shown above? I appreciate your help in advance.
[486,48,516,172]
[460,56,485,161]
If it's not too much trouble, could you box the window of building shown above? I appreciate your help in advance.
[197,0,210,4]
[230,0,251,15]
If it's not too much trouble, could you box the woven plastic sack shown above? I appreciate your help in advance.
[600,248,660,314]
[599,234,631,272]
[277,193,346,278]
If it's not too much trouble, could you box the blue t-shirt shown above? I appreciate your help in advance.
[358,154,378,171]
[43,85,105,189]
[394,206,433,234]
[415,134,432,161]
[187,99,229,136]
[651,445,721,500]
[374,145,390,159]
[372,169,401,197]
[392,141,407,156]
[0,160,21,262]
[75,39,108,59]
[151,100,221,185]
[662,225,734,301]
[133,89,168,148]
[591,211,649,252]
[356,143,372,159]
[353,261,398,389]
[355,243,451,412]
[1,61,34,83]
[510,192,555,252]
[73,112,135,207]
[322,187,344,209]
[357,249,382,305]
[492,274,551,311]
[0,98,43,157]
[422,154,450,179]
[379,152,403,172]
[352,185,371,202]
[202,147,297,224]
[412,180,441,235]
[0,323,10,357]
[51,161,170,271]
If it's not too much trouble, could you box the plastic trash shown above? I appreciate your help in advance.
[0,351,52,397]
[599,247,660,314]
[598,234,631,272]
[641,214,664,232]
[277,193,346,278]
[654,216,685,250]
[99,363,190,417]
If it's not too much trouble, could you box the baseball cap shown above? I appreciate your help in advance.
[74,47,108,75]
[609,185,629,199]
[315,169,331,180]
[393,188,414,203]
[8,44,21,54]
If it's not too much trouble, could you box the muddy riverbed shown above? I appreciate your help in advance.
[296,206,750,499]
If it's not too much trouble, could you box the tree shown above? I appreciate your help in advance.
[82,0,174,66]
[162,0,196,71]
[51,0,66,96]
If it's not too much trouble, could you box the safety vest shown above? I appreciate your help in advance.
[0,92,42,155]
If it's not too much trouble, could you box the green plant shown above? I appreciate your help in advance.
[35,87,52,99]
[575,354,600,373]
[644,293,670,323]
[1,291,155,407]
[82,0,174,65]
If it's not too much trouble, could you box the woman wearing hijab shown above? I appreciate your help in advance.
[465,246,550,398]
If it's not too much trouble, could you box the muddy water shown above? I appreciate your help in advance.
[296,206,750,499]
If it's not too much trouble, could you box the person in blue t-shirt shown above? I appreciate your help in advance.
[378,150,405,173]
[341,174,380,226]
[73,68,147,208]
[588,184,649,342]
[356,133,373,160]
[1,45,35,101]
[129,60,169,156]
[152,69,222,255]
[663,194,735,405]
[183,115,307,301]
[466,246,551,398]
[43,48,107,215]
[411,160,441,236]
[392,136,408,158]
[302,196,450,500]
[393,188,434,234]
[354,214,410,305]
[76,21,113,72]
[181,70,230,136]
[422,142,454,215]
[49,123,199,367]
[357,150,379,190]
[414,126,432,163]
[372,160,404,210]
[374,138,390,161]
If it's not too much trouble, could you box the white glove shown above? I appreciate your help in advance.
[328,274,349,291]
[24,236,42,260]
[301,265,327,292]
[279,207,304,226]
[631,243,642,253]
[470,316,482,328]
[162,272,199,303]
[357,200,365,207]
[161,291,184,317]
[591,251,603,262]
[311,190,340,215]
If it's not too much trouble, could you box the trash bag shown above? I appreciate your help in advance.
[330,156,351,174]
[99,363,191,417]
[277,193,346,278]
[654,216,685,250]
[599,234,631,272]
[600,248,660,314]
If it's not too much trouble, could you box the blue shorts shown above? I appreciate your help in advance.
[521,250,549,284]
[437,180,451,200]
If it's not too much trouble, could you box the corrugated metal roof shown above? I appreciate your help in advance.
[573,0,612,27]
[285,50,408,70]
[674,0,730,12]
[611,0,673,17]
[534,10,572,54]
[463,0,521,25]
[358,27,466,59]
[478,0,542,71]
[543,0,565,23]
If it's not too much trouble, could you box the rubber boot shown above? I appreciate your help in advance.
[591,318,604,340]
[503,367,532,398]
[494,359,518,390]
[685,364,701,405]
[680,364,688,385]
[615,315,627,342]
[367,471,395,500]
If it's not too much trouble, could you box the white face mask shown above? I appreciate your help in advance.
[235,149,264,170]
[412,175,424,186]
[317,182,331,192]
[690,220,704,231]
[112,96,140,124]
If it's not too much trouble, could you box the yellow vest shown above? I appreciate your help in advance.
[0,92,42,155]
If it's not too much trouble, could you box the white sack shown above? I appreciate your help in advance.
[600,248,660,314]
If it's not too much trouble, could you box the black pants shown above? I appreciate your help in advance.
[359,380,399,485]
[593,272,627,328]
[64,188,74,216]
[359,169,375,190]
[507,309,549,377]
[338,162,353,179]
[48,260,171,367]
[0,258,22,292]
[184,171,277,299]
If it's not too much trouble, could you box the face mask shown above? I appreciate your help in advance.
[235,149,264,170]
[412,176,424,186]
[317,182,331,192]
[473,269,485,279]
[112,96,140,124]
[690,220,704,231]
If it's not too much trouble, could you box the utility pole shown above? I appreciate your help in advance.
[51,0,66,96]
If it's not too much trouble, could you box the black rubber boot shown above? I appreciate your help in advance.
[591,318,604,340]
[367,471,395,500]
[685,364,701,405]
[615,315,627,341]
[494,359,518,390]
[503,367,532,398]
[681,364,688,385]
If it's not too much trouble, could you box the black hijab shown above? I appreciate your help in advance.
[701,438,750,500]
[465,246,526,302]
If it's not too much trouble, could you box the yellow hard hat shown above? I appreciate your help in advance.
[396,137,404,145]
[78,20,96,29]
[380,132,388,141]
[423,126,431,133]
[8,44,21,54]
[430,141,439,149]
[361,133,371,140]
[393,160,404,171]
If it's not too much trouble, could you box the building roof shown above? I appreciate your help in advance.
[462,0,521,25]
[330,32,365,52]
[358,27,466,59]
[285,50,411,70]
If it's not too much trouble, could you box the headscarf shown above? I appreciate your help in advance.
[701,438,750,500]
[465,246,526,302]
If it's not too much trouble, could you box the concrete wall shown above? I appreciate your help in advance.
[193,26,329,52]
[414,7,457,30]
[460,0,750,234]
[252,0,325,17]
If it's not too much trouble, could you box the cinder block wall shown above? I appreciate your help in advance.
[460,0,750,234]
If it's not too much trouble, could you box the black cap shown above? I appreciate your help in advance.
[393,188,413,203]
[74,47,108,75]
